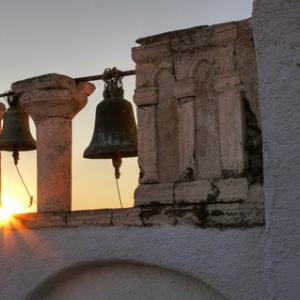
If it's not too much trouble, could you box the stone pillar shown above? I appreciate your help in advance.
[174,78,197,180]
[12,74,95,212]
[252,1,300,299]
[0,103,6,203]
[134,87,159,184]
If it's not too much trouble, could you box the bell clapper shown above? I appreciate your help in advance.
[13,149,36,207]
[112,153,122,179]
[12,149,19,166]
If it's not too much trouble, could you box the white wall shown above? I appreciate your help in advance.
[252,0,300,299]
[29,263,224,300]
[0,226,264,300]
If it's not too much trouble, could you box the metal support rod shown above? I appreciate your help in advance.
[0,91,14,98]
[74,69,136,83]
[0,69,136,98]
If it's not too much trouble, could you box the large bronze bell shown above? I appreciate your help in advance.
[83,78,137,178]
[0,95,36,164]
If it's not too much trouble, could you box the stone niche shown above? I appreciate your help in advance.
[133,19,264,226]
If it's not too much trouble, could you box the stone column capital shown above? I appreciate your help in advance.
[12,73,95,124]
[173,78,197,100]
[134,87,158,106]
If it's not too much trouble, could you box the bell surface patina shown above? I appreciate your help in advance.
[0,96,36,153]
[83,80,137,159]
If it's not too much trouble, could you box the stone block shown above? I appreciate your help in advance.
[12,73,75,93]
[135,177,248,206]
[134,87,158,106]
[140,206,175,226]
[192,60,222,179]
[137,105,158,183]
[132,43,171,63]
[112,208,143,226]
[215,45,236,73]
[247,183,265,206]
[214,178,248,202]
[218,88,246,174]
[214,72,241,93]
[135,63,157,88]
[156,69,179,183]
[66,210,112,227]
[173,78,197,99]
[174,180,211,204]
[211,23,238,46]
[177,99,196,180]
[174,204,205,226]
[15,212,66,229]
[174,50,215,81]
[134,183,174,206]
[207,202,242,226]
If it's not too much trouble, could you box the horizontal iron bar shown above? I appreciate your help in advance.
[0,69,136,98]
[74,69,136,83]
[0,91,14,98]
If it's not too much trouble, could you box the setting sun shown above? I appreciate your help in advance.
[0,196,22,223]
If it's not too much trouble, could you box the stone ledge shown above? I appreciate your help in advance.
[134,178,249,206]
[133,19,250,63]
[2,202,264,231]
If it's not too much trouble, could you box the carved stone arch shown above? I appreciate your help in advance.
[25,262,226,300]
[154,68,179,182]
[149,61,173,87]
[189,56,214,79]
[192,59,222,179]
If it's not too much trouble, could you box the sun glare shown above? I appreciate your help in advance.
[0,196,22,223]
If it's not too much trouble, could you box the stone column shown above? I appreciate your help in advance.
[253,1,300,299]
[173,78,197,180]
[134,87,159,184]
[0,103,6,203]
[12,74,95,212]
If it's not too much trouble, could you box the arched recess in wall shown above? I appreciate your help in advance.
[155,68,178,183]
[192,60,222,179]
[25,262,226,300]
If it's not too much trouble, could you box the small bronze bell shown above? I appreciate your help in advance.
[83,76,137,178]
[0,95,36,165]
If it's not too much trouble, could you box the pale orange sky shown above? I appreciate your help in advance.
[0,0,253,213]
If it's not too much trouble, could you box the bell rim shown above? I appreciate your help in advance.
[83,149,137,159]
[0,145,36,152]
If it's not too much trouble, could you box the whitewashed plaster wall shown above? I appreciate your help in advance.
[252,0,300,299]
[0,226,264,300]
[31,263,224,300]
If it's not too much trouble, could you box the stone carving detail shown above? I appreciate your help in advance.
[174,78,196,181]
[194,60,222,179]
[155,68,178,183]
[137,105,158,184]
[133,19,264,220]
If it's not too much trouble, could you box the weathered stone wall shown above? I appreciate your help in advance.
[133,19,263,226]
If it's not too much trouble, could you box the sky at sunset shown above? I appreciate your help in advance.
[0,0,253,213]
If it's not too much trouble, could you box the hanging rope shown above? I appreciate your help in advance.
[112,153,123,208]
[115,177,123,209]
[13,151,36,207]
